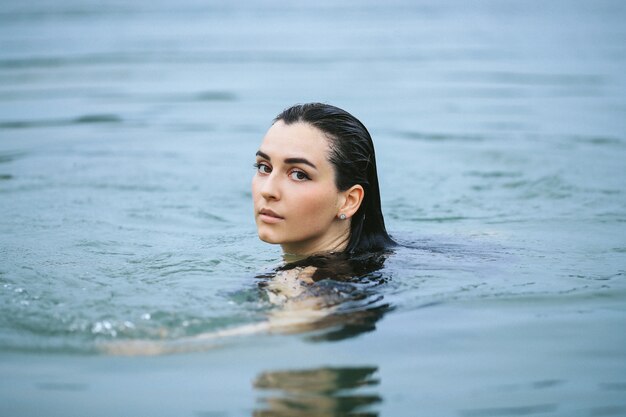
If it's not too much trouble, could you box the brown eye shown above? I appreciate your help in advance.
[289,170,309,181]
[254,162,272,174]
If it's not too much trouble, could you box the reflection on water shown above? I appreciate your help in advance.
[254,366,381,417]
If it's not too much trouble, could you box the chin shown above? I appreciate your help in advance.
[257,229,282,244]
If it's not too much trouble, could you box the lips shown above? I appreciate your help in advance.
[259,208,284,220]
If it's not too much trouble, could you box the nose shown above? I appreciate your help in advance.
[259,172,280,201]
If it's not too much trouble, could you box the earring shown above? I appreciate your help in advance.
[339,213,347,220]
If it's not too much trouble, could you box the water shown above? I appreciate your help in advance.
[1,0,625,415]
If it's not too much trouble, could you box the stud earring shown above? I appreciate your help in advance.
[339,213,347,220]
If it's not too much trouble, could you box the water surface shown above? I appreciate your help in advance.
[1,0,625,416]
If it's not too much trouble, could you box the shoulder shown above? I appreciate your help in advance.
[265,266,317,303]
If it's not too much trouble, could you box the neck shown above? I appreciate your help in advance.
[280,229,350,259]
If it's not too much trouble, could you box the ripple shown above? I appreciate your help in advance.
[500,175,577,200]
[398,131,484,142]
[0,152,27,164]
[35,382,88,392]
[532,379,564,389]
[0,120,65,129]
[73,114,122,124]
[447,71,605,87]
[460,404,558,417]
[194,91,237,102]
[0,114,122,129]
[589,406,626,417]
[192,210,227,222]
[574,136,625,147]
[406,215,469,222]
[466,170,523,179]
[599,382,626,391]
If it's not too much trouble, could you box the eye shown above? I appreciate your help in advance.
[289,169,310,181]
[254,162,272,174]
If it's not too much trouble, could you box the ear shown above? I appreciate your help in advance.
[338,184,364,219]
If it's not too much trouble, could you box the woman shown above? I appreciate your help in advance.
[252,103,396,340]
[252,102,395,257]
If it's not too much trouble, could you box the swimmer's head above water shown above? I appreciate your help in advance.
[252,103,395,257]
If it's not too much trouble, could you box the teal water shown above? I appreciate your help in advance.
[1,0,625,415]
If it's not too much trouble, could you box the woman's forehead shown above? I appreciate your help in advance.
[259,121,331,162]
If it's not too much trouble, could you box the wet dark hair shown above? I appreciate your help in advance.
[274,103,396,254]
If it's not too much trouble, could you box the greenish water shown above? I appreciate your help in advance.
[1,0,625,415]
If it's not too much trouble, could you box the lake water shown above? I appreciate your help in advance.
[1,0,625,415]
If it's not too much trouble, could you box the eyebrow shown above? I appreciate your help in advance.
[256,150,317,170]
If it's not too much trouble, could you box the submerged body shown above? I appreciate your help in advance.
[104,251,391,355]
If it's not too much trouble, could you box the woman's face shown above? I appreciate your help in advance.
[252,121,349,255]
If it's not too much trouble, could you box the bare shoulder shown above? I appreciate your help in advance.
[265,266,317,302]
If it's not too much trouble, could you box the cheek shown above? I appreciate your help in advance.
[292,186,338,219]
[251,177,261,201]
